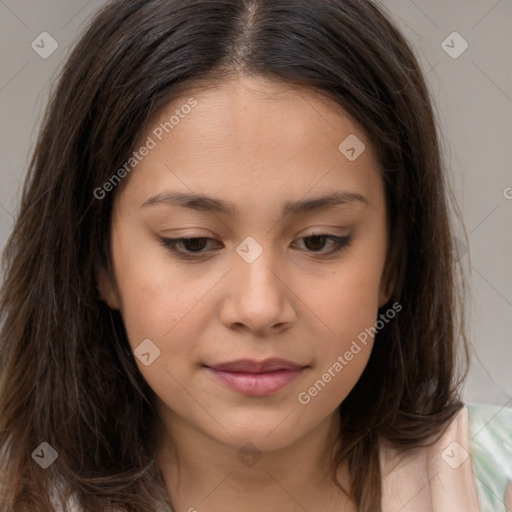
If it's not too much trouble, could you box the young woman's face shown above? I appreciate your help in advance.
[100,76,393,453]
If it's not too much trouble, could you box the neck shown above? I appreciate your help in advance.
[153,406,354,512]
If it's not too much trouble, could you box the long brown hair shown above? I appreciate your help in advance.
[0,0,469,510]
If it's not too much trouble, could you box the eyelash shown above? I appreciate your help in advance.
[159,233,352,260]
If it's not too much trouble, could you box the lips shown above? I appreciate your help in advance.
[204,358,307,396]
[207,358,305,373]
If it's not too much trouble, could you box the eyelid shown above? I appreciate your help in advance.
[159,232,352,260]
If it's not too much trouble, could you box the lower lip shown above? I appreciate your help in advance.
[206,367,304,396]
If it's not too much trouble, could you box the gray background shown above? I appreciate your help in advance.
[0,0,510,407]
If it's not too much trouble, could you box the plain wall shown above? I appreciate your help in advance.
[0,0,510,407]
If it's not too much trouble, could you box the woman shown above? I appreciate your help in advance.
[0,1,510,510]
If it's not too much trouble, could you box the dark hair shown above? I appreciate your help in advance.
[0,0,469,510]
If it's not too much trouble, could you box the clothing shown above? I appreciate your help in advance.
[381,403,512,511]
[468,403,512,511]
[53,403,512,511]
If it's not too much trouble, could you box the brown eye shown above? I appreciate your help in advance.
[303,235,329,251]
[179,237,209,252]
[160,233,352,261]
[294,234,352,255]
[160,237,220,258]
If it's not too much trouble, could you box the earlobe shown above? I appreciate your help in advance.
[378,257,398,308]
[96,267,120,310]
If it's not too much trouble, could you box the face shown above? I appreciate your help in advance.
[99,76,394,454]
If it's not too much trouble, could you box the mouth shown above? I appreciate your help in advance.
[204,358,308,396]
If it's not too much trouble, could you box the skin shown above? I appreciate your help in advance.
[98,75,395,512]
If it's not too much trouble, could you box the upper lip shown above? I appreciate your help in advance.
[206,358,306,373]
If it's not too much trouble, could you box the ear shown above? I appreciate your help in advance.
[96,266,121,310]
[378,251,398,308]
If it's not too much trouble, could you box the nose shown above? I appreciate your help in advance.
[219,241,297,336]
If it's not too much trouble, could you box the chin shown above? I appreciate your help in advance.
[207,415,308,453]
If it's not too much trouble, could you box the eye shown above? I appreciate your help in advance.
[160,233,352,260]
[294,234,352,255]
[160,236,219,258]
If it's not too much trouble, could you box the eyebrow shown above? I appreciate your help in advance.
[140,190,368,218]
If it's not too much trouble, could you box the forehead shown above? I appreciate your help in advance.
[151,76,367,155]
[117,75,384,214]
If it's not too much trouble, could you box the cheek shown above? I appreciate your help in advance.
[303,255,385,344]
[295,248,386,401]
[109,233,200,360]
[113,266,205,395]
[295,275,378,410]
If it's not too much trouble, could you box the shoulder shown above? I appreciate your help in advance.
[467,403,512,512]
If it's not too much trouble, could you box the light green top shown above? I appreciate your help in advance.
[468,403,512,512]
